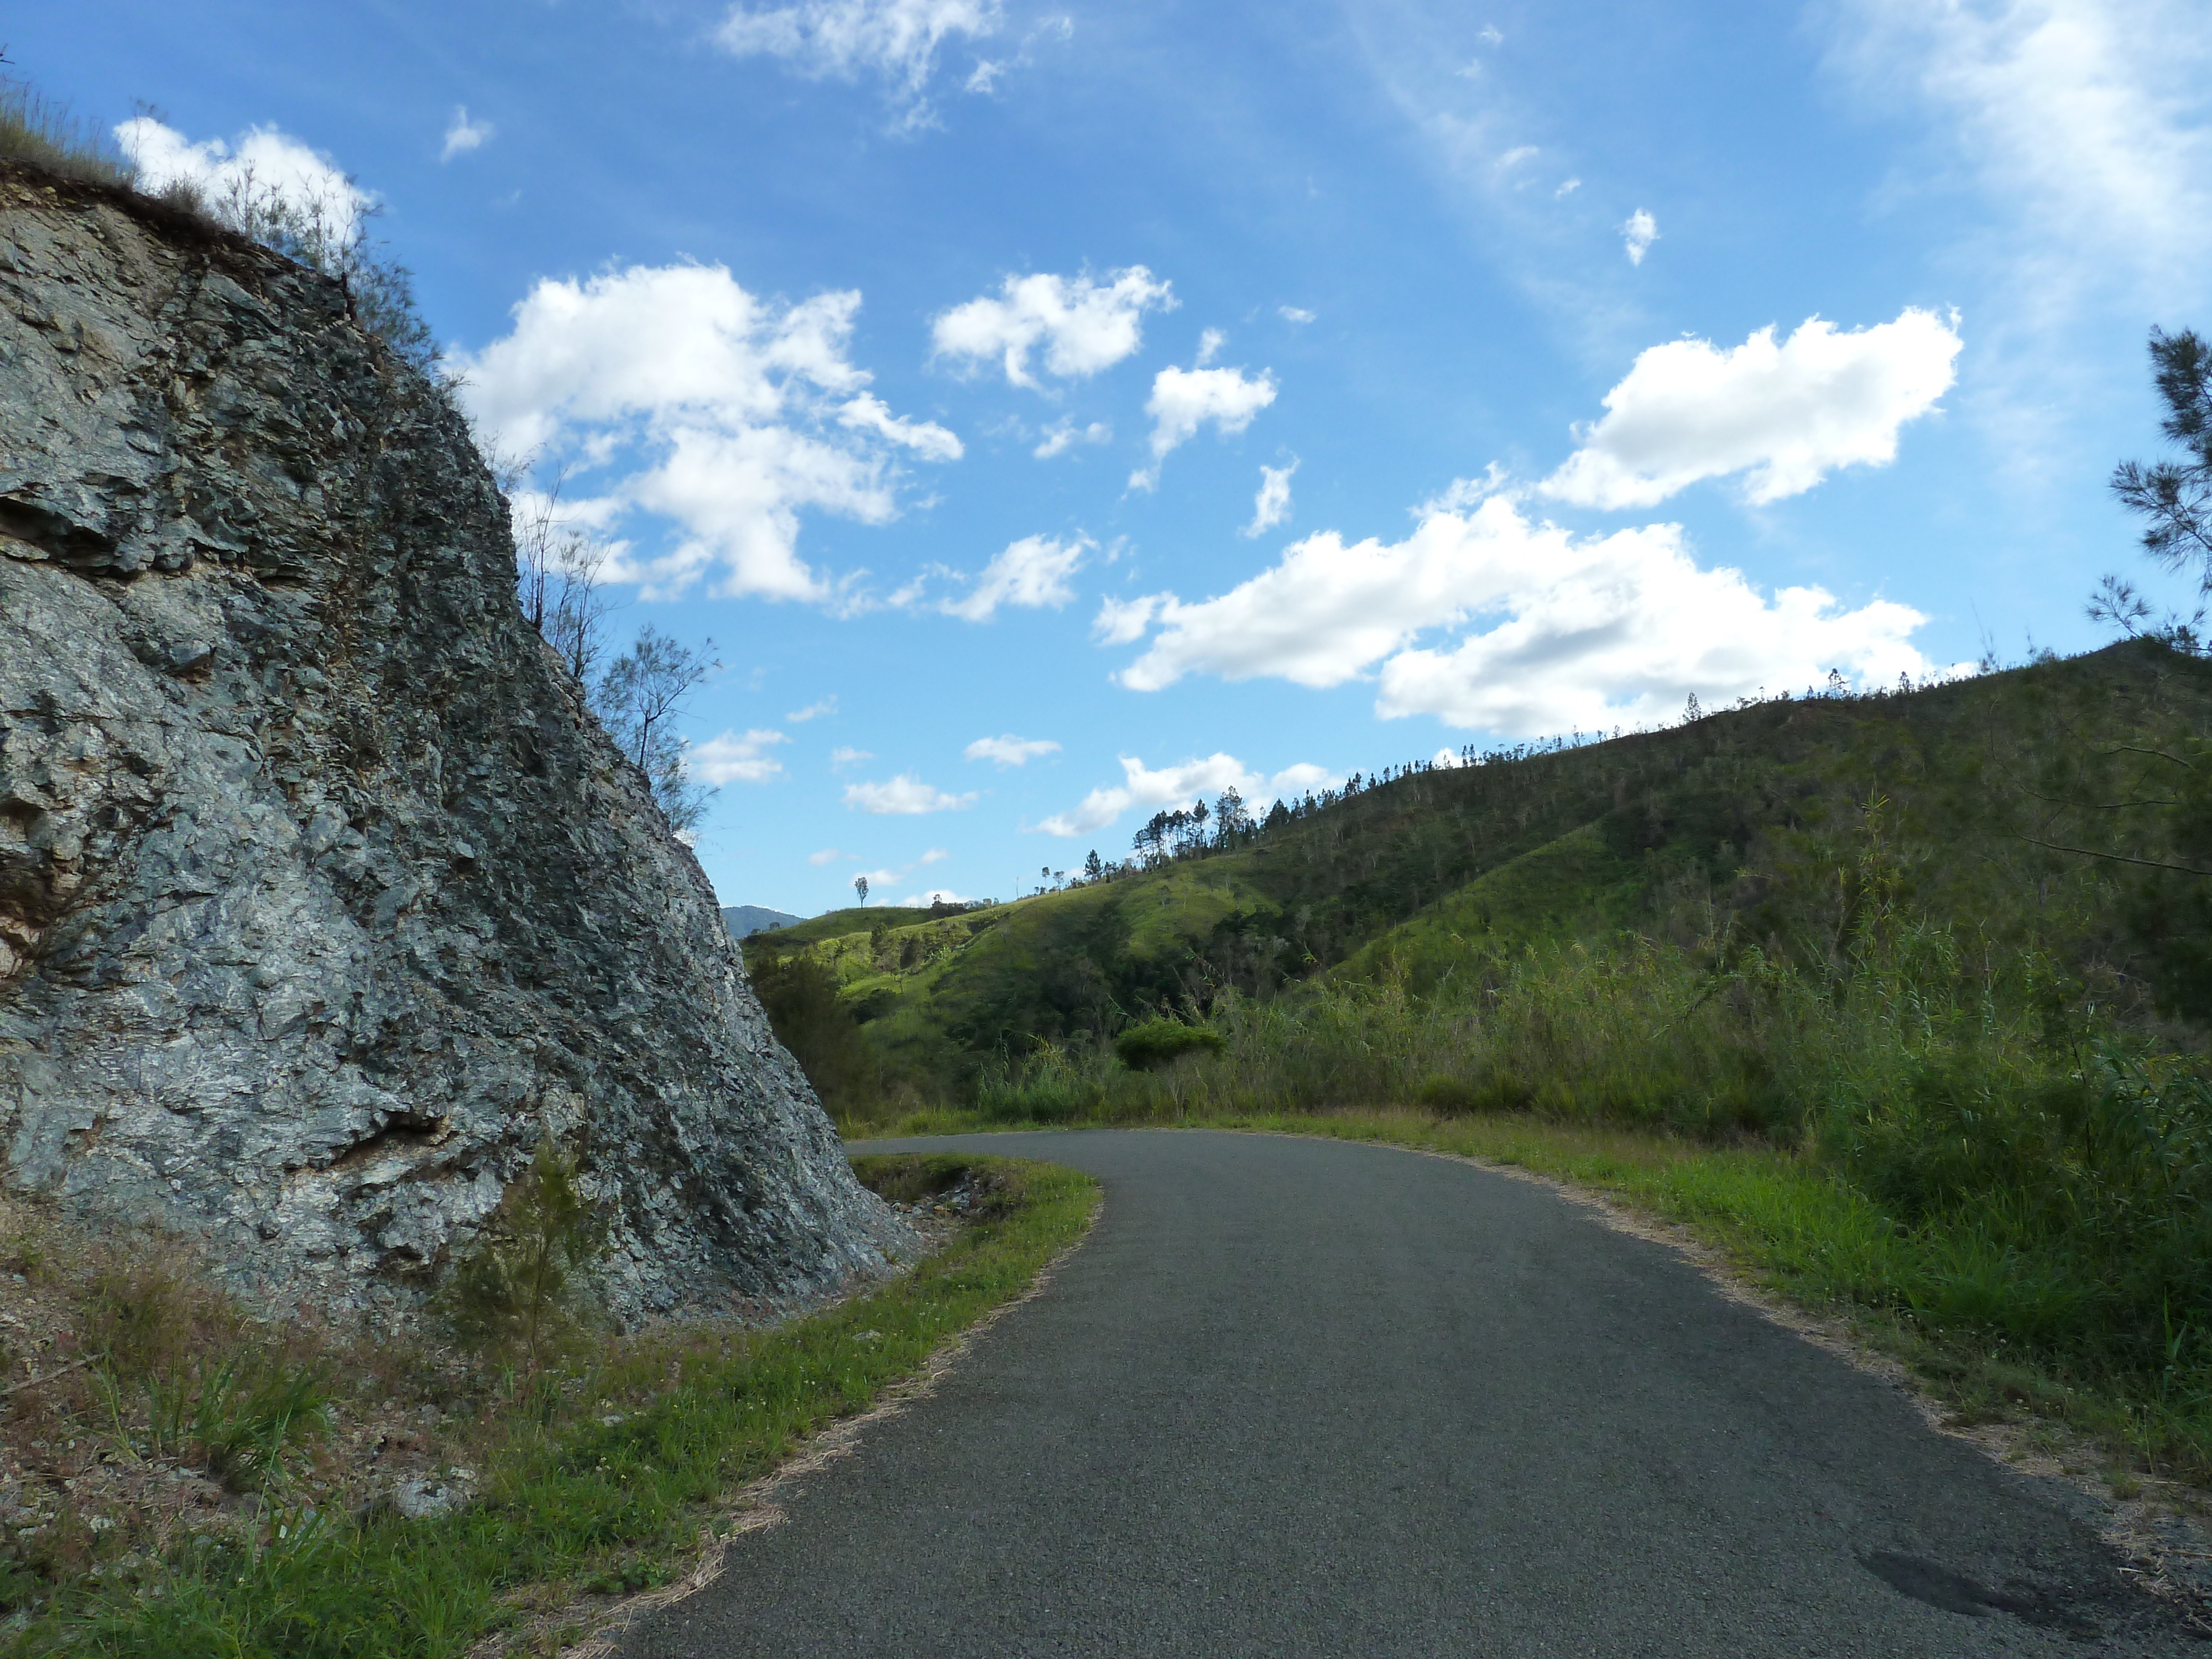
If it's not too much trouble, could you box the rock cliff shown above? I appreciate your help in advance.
[0,169,913,1319]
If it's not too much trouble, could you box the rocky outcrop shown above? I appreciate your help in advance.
[0,169,913,1319]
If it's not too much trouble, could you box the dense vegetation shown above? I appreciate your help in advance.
[749,639,2212,1473]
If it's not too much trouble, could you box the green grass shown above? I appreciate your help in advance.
[27,1155,1098,1659]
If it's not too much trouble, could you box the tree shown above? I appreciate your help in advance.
[853,874,869,906]
[2112,328,2212,581]
[508,465,618,685]
[1213,788,1250,847]
[1084,849,1104,881]
[596,626,718,835]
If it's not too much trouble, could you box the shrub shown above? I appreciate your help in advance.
[1114,1018,1225,1071]
[440,1139,606,1376]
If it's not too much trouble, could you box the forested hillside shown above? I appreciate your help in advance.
[749,637,2212,1119]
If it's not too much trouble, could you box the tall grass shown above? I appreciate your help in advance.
[0,79,133,188]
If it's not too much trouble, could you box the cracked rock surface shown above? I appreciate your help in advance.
[0,170,912,1320]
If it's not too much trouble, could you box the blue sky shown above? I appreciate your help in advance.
[22,2,2212,912]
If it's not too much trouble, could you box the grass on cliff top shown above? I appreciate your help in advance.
[18,1155,1098,1659]
[0,79,134,189]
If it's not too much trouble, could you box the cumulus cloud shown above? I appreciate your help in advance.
[1103,495,1949,736]
[1277,305,1316,324]
[1621,208,1657,264]
[116,117,369,246]
[830,745,873,766]
[899,887,971,904]
[844,774,979,813]
[808,847,847,865]
[966,734,1061,766]
[1034,418,1112,459]
[716,0,1001,127]
[451,264,959,602]
[1129,355,1278,491]
[1539,309,1963,510]
[787,695,839,721]
[1092,593,1161,646]
[931,267,1175,388]
[687,727,789,784]
[1034,754,1335,838]
[941,534,1088,620]
[1243,461,1298,538]
[441,107,493,160]
[1826,0,2212,309]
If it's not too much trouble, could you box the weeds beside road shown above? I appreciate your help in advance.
[2,1155,1097,1658]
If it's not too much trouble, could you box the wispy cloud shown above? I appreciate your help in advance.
[1621,208,1657,265]
[966,734,1061,766]
[686,727,788,784]
[715,0,1005,132]
[844,773,978,814]
[1243,460,1298,538]
[441,106,494,161]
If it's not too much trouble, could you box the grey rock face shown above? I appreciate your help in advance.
[0,171,914,1320]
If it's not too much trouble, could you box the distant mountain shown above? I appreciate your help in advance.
[723,905,805,938]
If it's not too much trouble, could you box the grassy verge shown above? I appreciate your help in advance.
[18,1155,1097,1658]
[860,1104,2212,1490]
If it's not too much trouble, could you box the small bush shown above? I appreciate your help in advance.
[1114,1019,1225,1071]
[439,1139,606,1376]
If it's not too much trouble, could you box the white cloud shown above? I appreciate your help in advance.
[899,887,971,905]
[844,774,978,813]
[1418,463,1511,518]
[116,117,369,247]
[808,847,846,865]
[1243,461,1298,538]
[1092,593,1161,646]
[451,265,957,602]
[837,392,963,461]
[931,267,1175,388]
[1034,418,1112,459]
[1540,309,1963,510]
[919,846,951,864]
[1621,208,1658,265]
[1130,358,1278,491]
[1194,327,1226,366]
[716,0,1001,128]
[941,534,1088,620]
[1103,495,1947,737]
[1035,754,1335,838]
[1826,0,2212,310]
[687,727,789,784]
[966,734,1061,766]
[441,107,493,161]
[787,695,839,721]
[1277,305,1316,325]
[830,745,873,766]
[1555,177,1580,197]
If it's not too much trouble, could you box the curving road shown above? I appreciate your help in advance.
[622,1130,2199,1657]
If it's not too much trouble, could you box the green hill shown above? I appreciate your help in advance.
[748,639,2212,1117]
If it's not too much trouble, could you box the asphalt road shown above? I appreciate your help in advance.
[622,1129,2200,1657]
